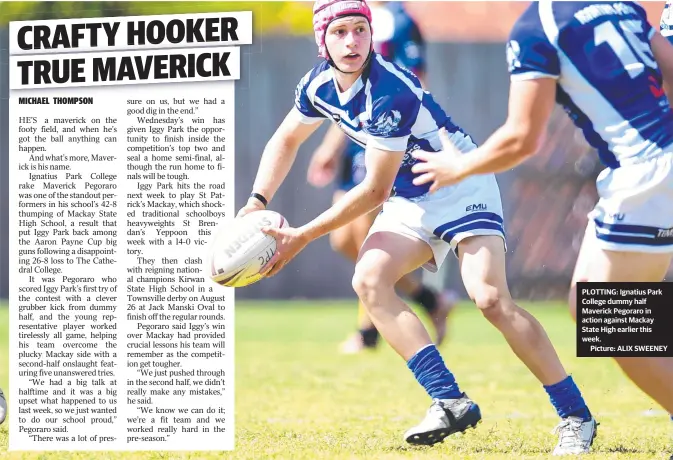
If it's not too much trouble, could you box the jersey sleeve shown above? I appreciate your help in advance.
[292,70,326,124]
[507,16,560,81]
[394,19,426,75]
[362,91,420,152]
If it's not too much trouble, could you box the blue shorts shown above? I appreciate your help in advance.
[339,143,366,192]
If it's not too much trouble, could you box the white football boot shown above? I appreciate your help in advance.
[552,416,597,455]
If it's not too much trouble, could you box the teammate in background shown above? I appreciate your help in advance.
[238,0,595,453]
[306,0,455,354]
[411,1,673,452]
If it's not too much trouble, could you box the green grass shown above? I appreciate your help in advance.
[0,301,671,459]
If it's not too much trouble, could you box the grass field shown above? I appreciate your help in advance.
[0,300,671,459]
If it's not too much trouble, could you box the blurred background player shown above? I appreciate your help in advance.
[306,1,457,354]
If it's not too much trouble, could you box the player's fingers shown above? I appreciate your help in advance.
[267,260,285,277]
[411,150,431,162]
[438,127,452,145]
[412,172,434,186]
[438,128,459,155]
[261,253,280,275]
[429,181,441,194]
[264,263,276,277]
[261,227,280,238]
[411,161,431,174]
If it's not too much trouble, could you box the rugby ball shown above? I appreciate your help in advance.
[208,210,289,288]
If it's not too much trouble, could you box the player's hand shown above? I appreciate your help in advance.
[236,196,266,218]
[411,128,467,193]
[259,226,309,277]
[307,147,339,188]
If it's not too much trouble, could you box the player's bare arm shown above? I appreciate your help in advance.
[651,30,673,106]
[261,145,403,277]
[411,78,556,191]
[238,110,323,216]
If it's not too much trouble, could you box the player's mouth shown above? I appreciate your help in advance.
[344,53,361,61]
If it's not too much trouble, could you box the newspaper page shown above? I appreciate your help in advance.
[8,12,251,451]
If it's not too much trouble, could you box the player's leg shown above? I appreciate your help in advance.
[353,231,436,358]
[330,149,385,352]
[395,270,456,346]
[353,229,481,445]
[569,222,673,415]
[337,204,384,353]
[437,171,595,454]
[458,235,570,385]
[347,207,457,348]
[457,234,596,455]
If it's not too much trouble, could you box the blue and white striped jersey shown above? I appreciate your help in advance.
[293,53,475,198]
[342,1,426,163]
[508,1,673,168]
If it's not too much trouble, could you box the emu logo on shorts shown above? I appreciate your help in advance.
[466,203,487,212]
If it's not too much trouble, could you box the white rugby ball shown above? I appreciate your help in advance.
[208,210,289,288]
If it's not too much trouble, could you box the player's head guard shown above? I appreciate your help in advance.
[313,0,374,62]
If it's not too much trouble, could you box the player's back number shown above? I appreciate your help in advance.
[594,19,657,78]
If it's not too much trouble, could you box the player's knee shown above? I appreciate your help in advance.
[352,265,387,309]
[352,269,376,307]
[468,284,506,322]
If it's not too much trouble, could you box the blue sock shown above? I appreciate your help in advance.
[544,375,591,421]
[407,344,463,400]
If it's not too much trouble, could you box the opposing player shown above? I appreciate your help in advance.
[238,0,595,453]
[306,0,455,354]
[411,0,673,445]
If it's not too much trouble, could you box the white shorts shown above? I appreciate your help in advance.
[365,173,506,273]
[588,152,673,253]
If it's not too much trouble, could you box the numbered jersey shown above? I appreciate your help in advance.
[508,1,673,168]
